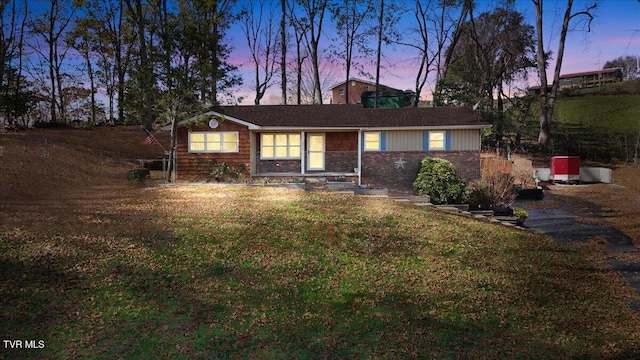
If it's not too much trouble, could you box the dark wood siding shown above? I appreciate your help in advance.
[326,131,358,151]
[177,121,251,179]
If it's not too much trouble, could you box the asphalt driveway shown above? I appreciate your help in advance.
[515,188,640,310]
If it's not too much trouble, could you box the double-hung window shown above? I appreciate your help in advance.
[261,133,301,159]
[363,132,381,151]
[189,132,238,153]
[428,131,446,150]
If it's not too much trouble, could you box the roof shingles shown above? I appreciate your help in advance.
[214,105,488,128]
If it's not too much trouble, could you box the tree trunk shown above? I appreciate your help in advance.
[280,0,287,104]
[167,114,178,182]
[87,51,96,125]
[536,0,574,147]
[310,44,322,104]
[48,0,57,124]
[125,0,153,128]
[374,0,384,108]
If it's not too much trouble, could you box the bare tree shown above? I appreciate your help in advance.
[533,0,596,146]
[298,53,339,104]
[80,0,135,124]
[329,0,374,105]
[438,0,471,82]
[240,0,280,105]
[372,0,402,107]
[28,0,77,124]
[66,21,99,125]
[297,0,328,104]
[280,0,287,104]
[603,55,639,80]
[123,0,154,129]
[287,0,309,105]
[1,0,31,126]
[397,0,464,106]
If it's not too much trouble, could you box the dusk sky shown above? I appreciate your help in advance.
[227,0,640,104]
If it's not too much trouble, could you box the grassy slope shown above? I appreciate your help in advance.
[2,127,640,359]
[554,95,640,131]
[551,80,640,130]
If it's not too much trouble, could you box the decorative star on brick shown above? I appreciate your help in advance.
[394,157,407,169]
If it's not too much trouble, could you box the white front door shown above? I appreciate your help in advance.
[307,134,325,170]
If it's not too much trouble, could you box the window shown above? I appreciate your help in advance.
[261,133,301,159]
[339,89,345,96]
[189,132,238,153]
[364,132,381,151]
[428,131,445,150]
[363,86,369,92]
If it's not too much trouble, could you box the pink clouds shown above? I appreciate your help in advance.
[228,0,639,104]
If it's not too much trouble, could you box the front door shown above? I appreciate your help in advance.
[307,133,325,170]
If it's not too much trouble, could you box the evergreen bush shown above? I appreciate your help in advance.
[412,157,469,205]
[127,168,150,182]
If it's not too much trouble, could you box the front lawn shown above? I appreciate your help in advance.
[2,185,640,359]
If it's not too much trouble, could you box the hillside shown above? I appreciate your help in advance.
[0,126,170,202]
[534,82,640,162]
[554,95,640,131]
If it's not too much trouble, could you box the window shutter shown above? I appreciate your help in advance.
[380,131,386,151]
[423,131,429,150]
[445,131,452,150]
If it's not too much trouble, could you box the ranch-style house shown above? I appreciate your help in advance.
[165,105,491,190]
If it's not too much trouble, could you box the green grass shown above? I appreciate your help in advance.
[554,95,640,131]
[2,185,640,359]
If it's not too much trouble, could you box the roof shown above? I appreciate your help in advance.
[169,105,490,130]
[560,68,621,79]
[329,78,401,92]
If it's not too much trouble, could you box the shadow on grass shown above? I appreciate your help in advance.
[2,186,640,359]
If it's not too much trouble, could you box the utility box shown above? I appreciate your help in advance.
[550,156,580,183]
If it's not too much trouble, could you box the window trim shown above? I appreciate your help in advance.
[260,133,302,160]
[188,131,239,153]
[428,130,446,151]
[306,133,325,170]
[363,131,382,152]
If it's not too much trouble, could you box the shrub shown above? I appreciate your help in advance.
[412,157,469,205]
[468,168,517,210]
[512,207,528,220]
[127,168,150,182]
[210,162,246,182]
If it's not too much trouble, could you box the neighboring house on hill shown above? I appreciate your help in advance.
[165,105,490,190]
[559,68,622,88]
[528,68,623,95]
[330,78,400,104]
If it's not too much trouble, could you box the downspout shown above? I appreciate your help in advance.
[301,131,305,175]
[357,128,362,187]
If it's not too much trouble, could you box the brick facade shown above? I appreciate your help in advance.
[256,158,300,173]
[176,122,251,180]
[177,123,482,190]
[361,151,481,190]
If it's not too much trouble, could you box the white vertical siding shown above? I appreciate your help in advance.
[450,129,481,151]
[386,131,422,151]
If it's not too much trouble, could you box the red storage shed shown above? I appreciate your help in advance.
[550,156,580,183]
